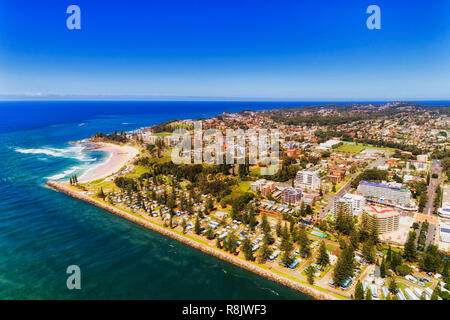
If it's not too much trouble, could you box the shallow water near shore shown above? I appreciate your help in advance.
[0,101,315,299]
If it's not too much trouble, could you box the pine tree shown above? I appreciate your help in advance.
[298,227,311,258]
[216,237,222,249]
[316,240,330,267]
[442,260,449,278]
[388,278,397,294]
[365,287,372,300]
[404,231,417,262]
[380,257,386,278]
[259,238,272,262]
[386,245,392,265]
[194,215,201,235]
[362,239,375,264]
[306,265,315,285]
[276,220,282,237]
[430,286,440,300]
[354,280,364,300]
[241,237,254,261]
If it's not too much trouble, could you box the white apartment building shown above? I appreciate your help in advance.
[339,193,365,216]
[296,169,321,190]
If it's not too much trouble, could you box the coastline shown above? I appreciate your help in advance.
[45,180,338,300]
[77,142,139,183]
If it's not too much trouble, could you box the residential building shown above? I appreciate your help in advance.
[261,181,276,197]
[296,169,321,190]
[281,187,302,204]
[407,160,428,171]
[251,179,266,192]
[363,206,400,234]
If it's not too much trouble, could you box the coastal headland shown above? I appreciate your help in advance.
[45,180,336,300]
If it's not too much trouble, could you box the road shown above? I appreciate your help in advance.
[318,151,392,219]
[424,160,443,216]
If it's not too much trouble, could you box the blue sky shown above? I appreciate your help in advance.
[0,0,449,100]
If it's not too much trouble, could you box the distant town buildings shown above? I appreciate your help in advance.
[296,169,321,190]
[357,180,412,207]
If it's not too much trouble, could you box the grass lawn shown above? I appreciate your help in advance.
[233,180,253,193]
[153,132,173,137]
[333,142,395,154]
[124,165,150,178]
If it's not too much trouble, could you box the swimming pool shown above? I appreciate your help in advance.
[310,230,327,238]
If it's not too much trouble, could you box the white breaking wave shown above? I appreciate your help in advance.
[15,145,94,162]
[45,166,80,180]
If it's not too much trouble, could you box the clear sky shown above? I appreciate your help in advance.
[0,0,449,100]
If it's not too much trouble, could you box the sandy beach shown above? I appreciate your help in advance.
[78,142,139,183]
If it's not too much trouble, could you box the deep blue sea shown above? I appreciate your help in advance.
[0,100,447,299]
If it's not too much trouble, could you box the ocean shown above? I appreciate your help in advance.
[0,101,313,299]
[0,100,446,299]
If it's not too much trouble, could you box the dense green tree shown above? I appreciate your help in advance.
[403,231,417,262]
[241,237,254,261]
[332,246,355,286]
[388,278,397,294]
[362,239,376,264]
[306,265,315,285]
[380,257,386,278]
[354,280,364,300]
[298,227,311,258]
[316,240,330,267]
[365,288,372,300]
[419,244,442,273]
[431,287,440,300]
[194,215,201,235]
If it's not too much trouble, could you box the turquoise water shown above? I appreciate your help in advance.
[310,231,327,238]
[0,101,313,299]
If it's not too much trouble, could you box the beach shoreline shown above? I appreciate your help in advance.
[77,142,139,183]
[45,180,338,300]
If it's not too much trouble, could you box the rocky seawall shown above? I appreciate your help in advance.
[45,180,338,300]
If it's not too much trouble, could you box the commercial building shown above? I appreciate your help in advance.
[357,180,412,207]
[439,222,450,244]
[316,139,341,150]
[296,169,321,190]
[363,206,400,234]
[438,184,450,219]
